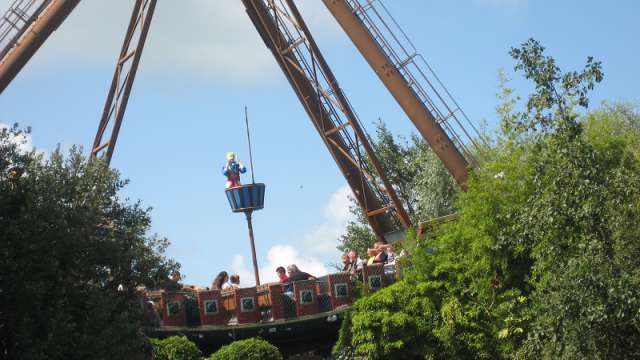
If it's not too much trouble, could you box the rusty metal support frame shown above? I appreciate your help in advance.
[0,0,52,61]
[91,0,156,165]
[243,0,409,239]
[284,0,410,230]
[322,0,476,187]
[0,0,79,94]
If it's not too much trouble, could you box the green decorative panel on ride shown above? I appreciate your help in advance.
[240,297,255,312]
[367,275,382,291]
[204,300,218,315]
[334,283,349,298]
[167,301,181,317]
[299,289,314,305]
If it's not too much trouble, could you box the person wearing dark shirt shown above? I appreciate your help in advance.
[284,264,315,292]
[374,248,388,264]
[287,264,315,282]
[340,254,351,272]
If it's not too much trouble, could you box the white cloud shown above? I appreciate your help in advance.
[230,254,254,288]
[302,185,353,255]
[227,185,353,287]
[260,244,329,283]
[0,0,341,86]
[231,244,330,287]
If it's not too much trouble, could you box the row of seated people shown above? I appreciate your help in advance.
[158,270,242,293]
[340,242,402,275]
[143,262,394,327]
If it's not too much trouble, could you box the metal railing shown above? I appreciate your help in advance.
[346,0,486,167]
[0,0,51,62]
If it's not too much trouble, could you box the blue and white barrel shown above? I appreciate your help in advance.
[225,183,265,213]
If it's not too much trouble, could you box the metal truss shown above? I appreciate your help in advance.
[91,0,156,165]
[243,0,411,239]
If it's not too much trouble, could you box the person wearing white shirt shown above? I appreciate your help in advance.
[347,250,363,272]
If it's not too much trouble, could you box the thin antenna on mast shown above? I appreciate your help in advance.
[244,106,256,184]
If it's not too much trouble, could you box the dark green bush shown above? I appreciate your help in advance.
[151,336,202,360]
[335,40,640,360]
[208,338,282,360]
[334,280,441,359]
[0,125,179,359]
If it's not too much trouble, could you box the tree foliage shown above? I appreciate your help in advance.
[506,40,638,359]
[338,121,459,256]
[335,38,640,359]
[0,126,179,359]
[333,280,440,360]
[208,337,282,360]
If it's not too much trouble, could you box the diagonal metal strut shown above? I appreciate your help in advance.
[243,0,411,240]
[0,0,79,94]
[91,0,156,165]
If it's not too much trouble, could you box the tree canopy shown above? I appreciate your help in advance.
[334,38,640,359]
[0,127,179,359]
[338,120,459,257]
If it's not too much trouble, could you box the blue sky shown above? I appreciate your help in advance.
[1,0,638,286]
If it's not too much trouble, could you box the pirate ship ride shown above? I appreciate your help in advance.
[143,107,398,353]
[0,0,485,354]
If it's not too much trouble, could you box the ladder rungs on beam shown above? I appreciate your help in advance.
[92,141,110,154]
[366,206,392,218]
[323,122,350,136]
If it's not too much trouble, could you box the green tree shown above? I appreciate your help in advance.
[333,280,441,360]
[506,39,640,359]
[338,121,459,256]
[370,121,420,216]
[0,125,179,359]
[335,38,640,359]
[411,136,459,221]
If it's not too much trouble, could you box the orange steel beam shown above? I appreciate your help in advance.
[322,0,470,186]
[243,0,397,239]
[285,0,411,230]
[92,0,156,165]
[0,0,80,94]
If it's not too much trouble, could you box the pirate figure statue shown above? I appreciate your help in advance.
[222,152,247,188]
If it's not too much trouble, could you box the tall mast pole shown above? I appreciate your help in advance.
[244,106,256,184]
[244,106,259,286]
[246,210,260,286]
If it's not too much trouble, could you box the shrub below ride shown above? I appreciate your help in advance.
[208,337,282,360]
[151,336,202,360]
[333,280,440,360]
